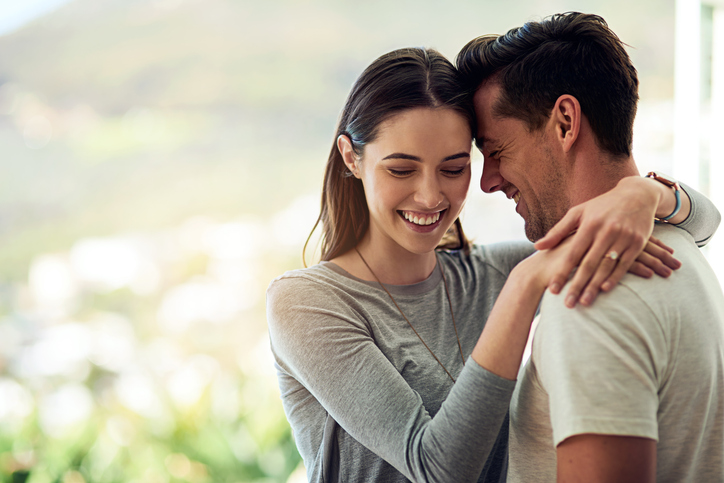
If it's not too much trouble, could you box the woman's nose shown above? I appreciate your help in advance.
[414,174,444,209]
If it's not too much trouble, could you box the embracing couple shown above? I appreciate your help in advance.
[267,12,724,483]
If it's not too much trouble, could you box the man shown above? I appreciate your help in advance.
[457,12,724,482]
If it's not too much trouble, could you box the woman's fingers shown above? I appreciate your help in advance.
[535,208,580,251]
[638,242,680,275]
[573,243,639,306]
[644,238,680,269]
[612,261,654,281]
[564,224,648,307]
[649,235,675,254]
[545,228,595,296]
[594,247,645,295]
[572,253,619,306]
[560,231,621,307]
[596,241,681,297]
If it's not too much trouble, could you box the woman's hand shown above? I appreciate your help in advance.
[533,176,682,308]
[581,236,681,303]
[518,235,580,294]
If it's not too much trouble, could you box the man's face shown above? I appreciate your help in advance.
[473,82,569,241]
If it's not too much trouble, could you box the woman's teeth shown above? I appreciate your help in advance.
[402,211,441,226]
[513,192,521,204]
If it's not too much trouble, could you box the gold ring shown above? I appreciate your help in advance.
[605,250,619,261]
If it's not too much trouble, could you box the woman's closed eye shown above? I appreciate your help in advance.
[442,166,469,177]
[388,168,415,177]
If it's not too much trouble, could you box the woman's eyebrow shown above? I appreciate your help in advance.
[443,152,470,161]
[382,153,421,161]
[381,152,470,162]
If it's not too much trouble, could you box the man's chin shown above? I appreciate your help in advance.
[524,220,547,243]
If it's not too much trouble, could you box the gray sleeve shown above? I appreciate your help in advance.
[676,182,721,247]
[267,276,516,483]
[473,241,536,276]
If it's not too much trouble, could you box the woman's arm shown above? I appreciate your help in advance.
[472,238,576,379]
[471,255,547,379]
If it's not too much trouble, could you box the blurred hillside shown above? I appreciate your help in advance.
[0,0,676,278]
[0,0,356,278]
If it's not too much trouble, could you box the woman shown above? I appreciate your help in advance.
[267,48,717,482]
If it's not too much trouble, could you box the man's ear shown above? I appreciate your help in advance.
[551,95,581,153]
[337,134,360,178]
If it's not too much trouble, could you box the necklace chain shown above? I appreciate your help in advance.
[354,248,465,383]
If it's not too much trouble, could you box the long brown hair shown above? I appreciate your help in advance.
[304,48,474,265]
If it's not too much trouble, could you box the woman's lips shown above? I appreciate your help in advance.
[400,210,442,226]
[398,209,446,232]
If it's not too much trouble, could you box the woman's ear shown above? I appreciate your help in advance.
[337,134,360,178]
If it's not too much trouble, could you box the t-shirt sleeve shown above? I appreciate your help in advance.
[533,286,667,446]
[266,274,516,482]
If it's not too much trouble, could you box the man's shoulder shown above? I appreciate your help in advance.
[540,275,649,319]
[650,224,700,261]
[621,224,719,296]
[538,224,724,339]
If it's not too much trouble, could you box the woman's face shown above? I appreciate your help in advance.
[350,107,472,257]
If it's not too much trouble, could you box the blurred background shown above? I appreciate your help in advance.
[0,0,720,482]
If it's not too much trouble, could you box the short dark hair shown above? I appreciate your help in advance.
[305,48,473,264]
[456,12,639,157]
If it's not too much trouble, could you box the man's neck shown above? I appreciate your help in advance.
[567,151,640,207]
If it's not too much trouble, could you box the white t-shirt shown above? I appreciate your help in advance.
[508,225,724,482]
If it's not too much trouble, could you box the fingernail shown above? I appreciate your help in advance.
[565,294,577,308]
[580,292,592,305]
[601,281,611,291]
[661,267,672,277]
[550,283,561,294]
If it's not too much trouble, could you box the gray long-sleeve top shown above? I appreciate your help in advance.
[267,242,533,483]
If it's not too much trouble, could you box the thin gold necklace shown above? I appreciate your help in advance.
[354,247,465,383]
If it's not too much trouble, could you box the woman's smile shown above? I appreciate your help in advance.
[399,209,446,232]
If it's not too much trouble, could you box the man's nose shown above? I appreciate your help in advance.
[480,156,504,193]
[414,174,444,209]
